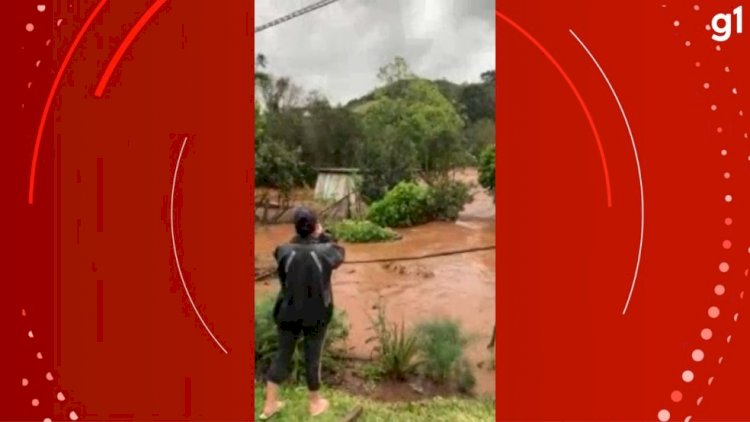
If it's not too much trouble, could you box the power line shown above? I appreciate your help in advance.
[255,0,342,34]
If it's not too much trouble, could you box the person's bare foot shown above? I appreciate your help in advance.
[260,400,284,420]
[309,397,330,417]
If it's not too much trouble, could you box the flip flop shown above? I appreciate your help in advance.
[259,401,284,420]
[310,398,330,417]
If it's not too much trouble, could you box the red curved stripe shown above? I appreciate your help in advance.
[28,0,109,205]
[497,11,613,208]
[94,0,168,97]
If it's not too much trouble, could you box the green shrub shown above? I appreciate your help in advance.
[455,359,476,393]
[367,182,430,228]
[366,304,422,380]
[367,180,472,228]
[415,319,470,384]
[254,295,349,384]
[426,179,473,221]
[330,219,399,243]
[478,146,495,196]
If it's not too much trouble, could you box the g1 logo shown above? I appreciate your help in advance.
[712,5,743,42]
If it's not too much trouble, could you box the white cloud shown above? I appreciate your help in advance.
[255,0,495,105]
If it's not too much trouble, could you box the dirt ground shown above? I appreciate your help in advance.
[255,169,496,397]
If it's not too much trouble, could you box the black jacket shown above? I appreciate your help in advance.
[272,232,345,327]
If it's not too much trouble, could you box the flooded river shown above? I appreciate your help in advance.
[255,170,496,396]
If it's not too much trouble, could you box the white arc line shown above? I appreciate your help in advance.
[569,29,645,316]
[170,136,229,354]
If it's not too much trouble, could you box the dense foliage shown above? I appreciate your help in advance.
[367,181,472,228]
[478,146,495,196]
[329,219,399,243]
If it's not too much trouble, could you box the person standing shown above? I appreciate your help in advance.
[260,208,345,419]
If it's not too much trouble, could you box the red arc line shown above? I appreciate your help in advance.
[28,0,109,205]
[94,0,168,97]
[497,10,613,207]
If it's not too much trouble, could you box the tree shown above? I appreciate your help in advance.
[377,56,414,84]
[357,58,467,202]
[478,146,495,198]
[255,97,306,222]
[464,118,495,157]
[303,96,362,168]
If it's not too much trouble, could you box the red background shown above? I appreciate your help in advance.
[499,1,750,420]
[3,1,253,420]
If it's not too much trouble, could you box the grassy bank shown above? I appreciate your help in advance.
[254,385,495,421]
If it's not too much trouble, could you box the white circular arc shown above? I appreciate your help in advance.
[170,136,229,354]
[569,29,645,316]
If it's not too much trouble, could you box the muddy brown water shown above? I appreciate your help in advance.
[255,170,496,397]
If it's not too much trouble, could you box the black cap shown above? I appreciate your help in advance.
[293,207,317,238]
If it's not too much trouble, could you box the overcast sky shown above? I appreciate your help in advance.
[255,0,495,105]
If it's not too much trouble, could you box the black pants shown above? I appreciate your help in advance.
[266,322,327,391]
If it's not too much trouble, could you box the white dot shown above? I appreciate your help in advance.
[692,349,705,362]
[704,82,711,89]
[658,409,671,422]
[708,376,714,385]
[725,194,732,202]
[32,399,39,407]
[694,4,700,11]
[745,133,749,139]
[37,5,46,12]
[735,313,740,322]
[741,110,745,117]
[22,308,26,316]
[709,306,721,318]
[706,24,712,30]
[701,328,713,340]
[56,19,63,27]
[721,149,727,156]
[44,419,52,422]
[715,284,726,295]
[717,127,724,133]
[36,352,43,360]
[46,372,54,381]
[719,357,724,364]
[45,39,51,46]
[732,87,738,94]
[70,410,79,421]
[35,60,41,67]
[22,378,29,387]
[28,330,34,338]
[685,40,692,47]
[727,335,733,343]
[696,61,701,67]
[698,396,704,406]
[711,105,717,111]
[57,392,66,402]
[683,370,695,382]
[674,20,681,27]
[26,23,35,32]
[716,45,722,51]
[725,172,731,179]
[686,417,692,422]
[725,66,731,72]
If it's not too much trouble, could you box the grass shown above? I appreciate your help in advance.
[254,385,495,421]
